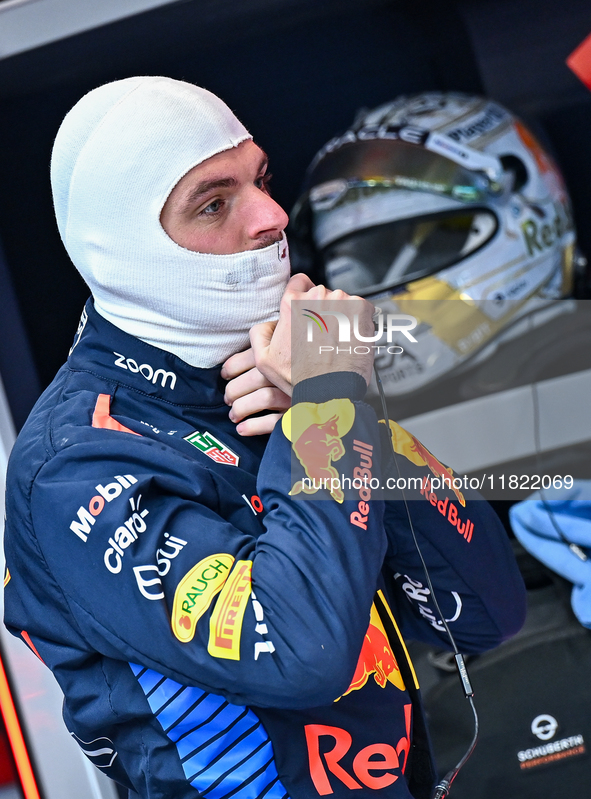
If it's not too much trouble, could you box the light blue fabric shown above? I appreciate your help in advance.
[509,480,591,628]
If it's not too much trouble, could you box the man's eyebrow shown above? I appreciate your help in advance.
[181,153,270,212]
[182,178,238,210]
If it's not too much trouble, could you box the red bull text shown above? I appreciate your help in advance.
[420,476,474,542]
[305,704,412,795]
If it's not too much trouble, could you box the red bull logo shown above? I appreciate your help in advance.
[338,604,405,699]
[282,400,355,504]
[383,419,466,507]
[305,704,412,795]
[410,435,466,507]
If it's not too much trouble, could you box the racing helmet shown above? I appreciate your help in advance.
[291,92,578,395]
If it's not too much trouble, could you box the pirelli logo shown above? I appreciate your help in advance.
[208,561,252,660]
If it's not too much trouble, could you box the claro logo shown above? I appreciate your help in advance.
[113,352,177,390]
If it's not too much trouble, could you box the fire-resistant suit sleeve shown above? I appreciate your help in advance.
[378,420,526,653]
[5,373,388,710]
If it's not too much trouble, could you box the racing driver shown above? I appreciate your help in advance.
[3,77,526,799]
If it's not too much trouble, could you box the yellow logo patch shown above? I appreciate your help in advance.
[172,554,234,643]
[282,398,355,503]
[208,560,252,660]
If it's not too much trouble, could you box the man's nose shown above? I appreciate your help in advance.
[248,190,289,240]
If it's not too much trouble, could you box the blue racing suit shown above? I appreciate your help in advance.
[3,301,526,799]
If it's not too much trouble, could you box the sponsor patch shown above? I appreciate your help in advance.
[208,560,252,660]
[516,712,586,770]
[71,733,118,770]
[282,399,355,503]
[517,736,585,770]
[172,554,234,643]
[305,704,412,794]
[184,430,240,466]
[384,420,466,507]
[69,307,88,355]
[339,602,405,700]
[113,352,177,390]
[419,477,473,541]
[69,473,138,542]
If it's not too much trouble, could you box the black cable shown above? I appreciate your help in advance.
[373,363,479,799]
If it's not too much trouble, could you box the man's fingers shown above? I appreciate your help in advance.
[236,413,285,437]
[249,320,276,351]
[229,386,291,423]
[221,347,256,381]
[283,272,315,296]
[224,367,271,406]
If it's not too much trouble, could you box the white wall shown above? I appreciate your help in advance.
[0,0,180,59]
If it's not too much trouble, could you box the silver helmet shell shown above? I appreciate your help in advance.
[291,92,577,396]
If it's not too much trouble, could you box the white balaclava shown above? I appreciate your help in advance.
[50,76,290,368]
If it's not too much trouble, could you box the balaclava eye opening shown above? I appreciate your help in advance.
[50,76,290,368]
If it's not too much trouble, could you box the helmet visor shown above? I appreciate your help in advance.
[321,209,498,295]
[307,139,496,210]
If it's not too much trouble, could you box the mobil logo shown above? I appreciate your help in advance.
[305,705,412,795]
[69,475,138,542]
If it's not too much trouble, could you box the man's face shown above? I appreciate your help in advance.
[160,139,289,255]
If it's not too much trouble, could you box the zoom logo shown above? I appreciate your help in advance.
[114,352,177,390]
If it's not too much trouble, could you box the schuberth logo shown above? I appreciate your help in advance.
[517,714,586,770]
[113,352,177,390]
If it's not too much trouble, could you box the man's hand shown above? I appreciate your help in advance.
[222,339,291,436]
[250,273,376,392]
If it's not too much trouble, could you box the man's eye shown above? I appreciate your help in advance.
[255,173,273,193]
[201,199,224,216]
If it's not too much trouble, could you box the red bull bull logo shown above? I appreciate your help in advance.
[338,604,405,699]
[282,400,355,504]
[383,419,466,507]
[410,435,466,507]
